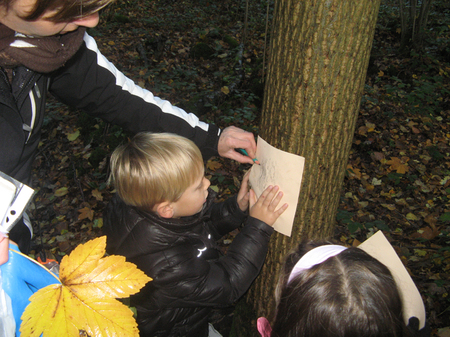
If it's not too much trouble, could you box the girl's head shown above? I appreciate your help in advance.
[109,132,205,213]
[267,242,406,337]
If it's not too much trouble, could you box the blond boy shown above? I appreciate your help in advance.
[104,132,287,337]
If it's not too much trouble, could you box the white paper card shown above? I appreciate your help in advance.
[359,231,426,328]
[249,136,305,236]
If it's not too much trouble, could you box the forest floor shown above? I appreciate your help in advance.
[28,0,449,335]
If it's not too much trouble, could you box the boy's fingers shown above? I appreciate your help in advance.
[263,186,279,206]
[266,192,282,212]
[270,191,284,209]
[257,185,272,205]
[275,203,289,216]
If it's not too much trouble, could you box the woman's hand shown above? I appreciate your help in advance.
[237,170,251,212]
[249,185,288,227]
[217,126,257,164]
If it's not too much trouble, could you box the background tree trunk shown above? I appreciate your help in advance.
[399,0,434,53]
[233,0,381,335]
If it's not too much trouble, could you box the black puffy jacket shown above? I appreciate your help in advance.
[103,190,274,337]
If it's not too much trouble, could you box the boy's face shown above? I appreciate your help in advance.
[170,173,211,218]
[0,0,99,37]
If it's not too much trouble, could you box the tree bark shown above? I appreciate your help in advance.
[235,0,381,335]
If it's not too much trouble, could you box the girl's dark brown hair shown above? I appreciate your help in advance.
[2,0,113,22]
[270,241,408,337]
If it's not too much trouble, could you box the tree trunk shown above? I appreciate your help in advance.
[234,0,381,335]
[399,0,434,52]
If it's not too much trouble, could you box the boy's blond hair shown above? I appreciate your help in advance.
[109,132,204,211]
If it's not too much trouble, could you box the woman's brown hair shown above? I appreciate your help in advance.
[1,0,113,22]
[270,242,408,337]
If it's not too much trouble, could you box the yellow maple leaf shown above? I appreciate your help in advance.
[20,236,152,337]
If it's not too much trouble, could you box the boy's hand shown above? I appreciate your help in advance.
[249,185,288,227]
[237,170,251,212]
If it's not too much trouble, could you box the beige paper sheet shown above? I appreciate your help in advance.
[249,136,305,237]
[359,231,426,328]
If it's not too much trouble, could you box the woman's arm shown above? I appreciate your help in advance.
[49,33,220,159]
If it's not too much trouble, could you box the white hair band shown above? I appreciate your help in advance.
[287,245,348,284]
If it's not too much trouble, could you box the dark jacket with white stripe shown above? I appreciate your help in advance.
[103,190,274,337]
[0,32,220,186]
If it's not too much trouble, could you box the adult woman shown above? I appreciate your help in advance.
[0,0,257,252]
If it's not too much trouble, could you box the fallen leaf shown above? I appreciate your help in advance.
[372,177,383,186]
[207,160,222,171]
[20,236,151,337]
[414,180,431,193]
[92,189,103,202]
[366,184,375,191]
[78,207,94,221]
[366,122,376,132]
[410,226,440,240]
[440,176,450,186]
[400,125,408,133]
[54,187,68,197]
[58,241,71,252]
[347,164,362,179]
[414,249,427,257]
[386,157,409,174]
[67,130,80,142]
[395,198,409,206]
[381,204,396,211]
[93,218,103,229]
[424,214,438,227]
[358,125,368,135]
[358,201,369,208]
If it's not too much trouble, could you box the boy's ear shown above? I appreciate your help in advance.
[155,202,174,218]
